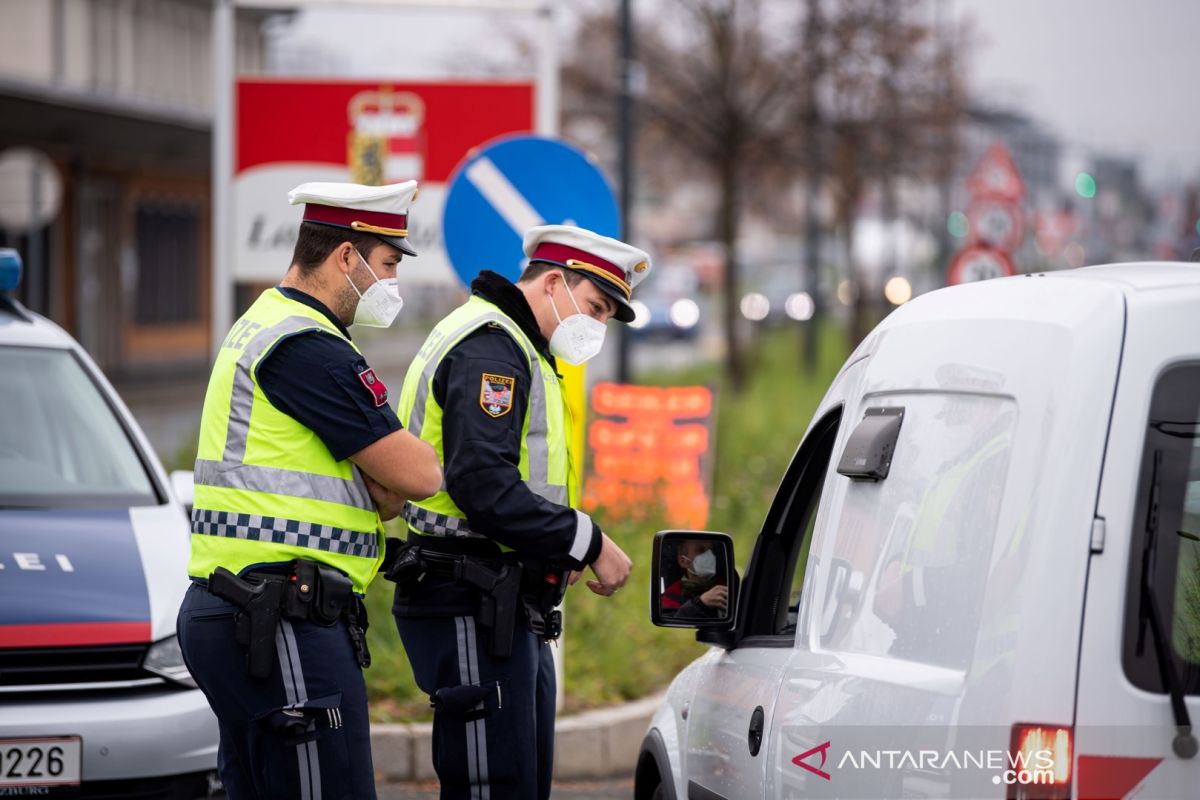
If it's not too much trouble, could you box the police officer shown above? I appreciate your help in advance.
[177,181,443,799]
[386,225,649,799]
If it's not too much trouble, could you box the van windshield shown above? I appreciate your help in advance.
[0,346,157,509]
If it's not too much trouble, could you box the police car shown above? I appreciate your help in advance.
[639,262,1200,799]
[0,250,219,797]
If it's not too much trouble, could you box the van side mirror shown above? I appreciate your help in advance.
[650,531,737,629]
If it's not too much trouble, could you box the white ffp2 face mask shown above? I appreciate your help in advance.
[690,549,718,579]
[346,249,403,328]
[547,274,606,365]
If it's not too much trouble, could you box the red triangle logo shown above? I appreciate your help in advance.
[792,741,832,780]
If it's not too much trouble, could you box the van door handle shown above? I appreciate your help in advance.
[748,705,765,756]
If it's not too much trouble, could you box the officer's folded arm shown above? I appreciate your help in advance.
[351,428,443,506]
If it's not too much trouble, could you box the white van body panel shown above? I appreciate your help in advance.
[1074,267,1200,798]
[766,274,1125,795]
[643,263,1200,799]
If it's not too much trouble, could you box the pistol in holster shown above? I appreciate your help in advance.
[207,560,368,678]
[208,566,284,680]
[388,543,524,659]
[461,558,523,660]
[382,537,428,595]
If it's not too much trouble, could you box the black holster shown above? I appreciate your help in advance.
[384,540,523,659]
[207,560,367,678]
[518,559,570,643]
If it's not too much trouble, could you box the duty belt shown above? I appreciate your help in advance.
[206,559,370,678]
[383,538,567,657]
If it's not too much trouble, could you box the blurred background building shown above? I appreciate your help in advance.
[0,0,283,376]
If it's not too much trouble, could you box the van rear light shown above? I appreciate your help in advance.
[1006,723,1073,799]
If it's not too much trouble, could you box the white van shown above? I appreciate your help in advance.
[639,262,1200,800]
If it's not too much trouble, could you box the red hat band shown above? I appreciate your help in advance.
[531,243,630,298]
[303,204,408,236]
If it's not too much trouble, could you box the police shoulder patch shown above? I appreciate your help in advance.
[480,373,515,418]
[357,366,388,407]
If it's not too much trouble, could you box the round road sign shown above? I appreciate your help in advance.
[967,195,1025,253]
[947,245,1016,286]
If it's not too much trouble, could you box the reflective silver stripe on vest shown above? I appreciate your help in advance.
[191,508,379,560]
[223,316,317,463]
[409,311,514,437]
[523,344,550,487]
[194,459,373,511]
[529,482,568,506]
[201,313,373,513]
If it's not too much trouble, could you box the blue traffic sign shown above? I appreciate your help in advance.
[441,134,620,287]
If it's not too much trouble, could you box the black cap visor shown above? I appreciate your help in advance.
[580,273,636,323]
[377,233,418,257]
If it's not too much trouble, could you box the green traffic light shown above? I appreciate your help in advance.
[948,211,969,238]
[1075,173,1097,199]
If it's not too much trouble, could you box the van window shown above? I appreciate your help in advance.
[819,394,1016,670]
[739,408,841,641]
[1122,364,1200,694]
[0,346,157,509]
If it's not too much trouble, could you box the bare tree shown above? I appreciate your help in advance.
[817,0,967,345]
[563,0,968,372]
[566,0,802,391]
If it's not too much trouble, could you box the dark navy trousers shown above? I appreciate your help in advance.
[177,582,376,799]
[395,614,556,800]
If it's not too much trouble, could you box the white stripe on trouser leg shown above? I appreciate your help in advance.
[455,617,480,799]
[278,620,321,800]
[465,616,490,800]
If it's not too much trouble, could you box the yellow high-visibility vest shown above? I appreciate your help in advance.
[397,295,575,547]
[188,288,384,594]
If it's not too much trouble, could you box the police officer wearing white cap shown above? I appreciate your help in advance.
[383,225,650,799]
[177,181,443,799]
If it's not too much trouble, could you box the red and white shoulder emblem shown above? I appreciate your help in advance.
[357,367,388,407]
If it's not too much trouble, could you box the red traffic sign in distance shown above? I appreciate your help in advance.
[966,144,1025,202]
[966,195,1025,253]
[1035,210,1077,258]
[947,244,1016,286]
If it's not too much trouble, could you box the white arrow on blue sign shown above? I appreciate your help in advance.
[441,134,620,287]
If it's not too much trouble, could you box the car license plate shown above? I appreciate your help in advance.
[0,738,81,787]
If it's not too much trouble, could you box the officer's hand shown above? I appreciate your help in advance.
[699,585,728,610]
[586,533,631,597]
[362,472,405,520]
[568,570,583,586]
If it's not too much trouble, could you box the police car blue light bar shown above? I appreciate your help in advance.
[0,248,22,292]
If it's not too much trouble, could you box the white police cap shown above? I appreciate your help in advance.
[522,225,651,323]
[288,181,419,256]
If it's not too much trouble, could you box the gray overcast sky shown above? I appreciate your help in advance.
[949,0,1200,185]
[270,0,1200,187]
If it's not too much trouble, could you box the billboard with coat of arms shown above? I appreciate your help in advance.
[234,79,535,283]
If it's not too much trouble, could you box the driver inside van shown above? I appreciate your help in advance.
[662,539,728,618]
